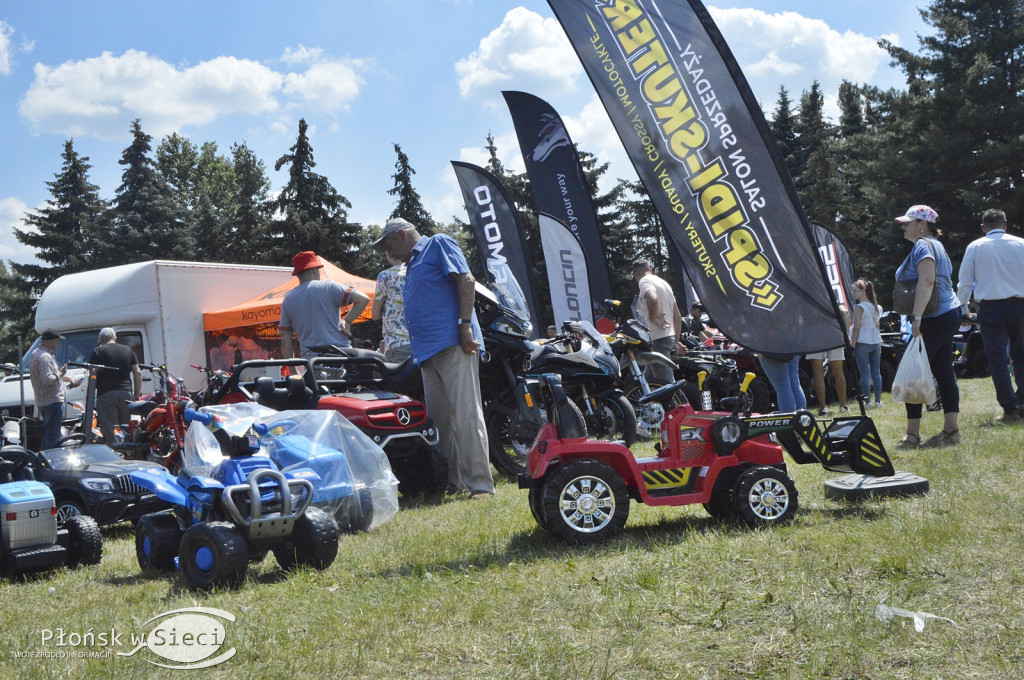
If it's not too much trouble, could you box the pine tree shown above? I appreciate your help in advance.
[880,0,1024,260]
[226,142,272,262]
[103,119,191,266]
[792,81,843,225]
[272,119,360,270]
[387,143,435,235]
[14,139,107,291]
[0,261,36,364]
[769,85,799,181]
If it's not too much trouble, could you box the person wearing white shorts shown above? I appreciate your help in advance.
[806,346,848,416]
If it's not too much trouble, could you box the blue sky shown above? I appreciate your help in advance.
[0,1,930,265]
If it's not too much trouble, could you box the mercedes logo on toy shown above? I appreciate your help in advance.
[396,408,411,425]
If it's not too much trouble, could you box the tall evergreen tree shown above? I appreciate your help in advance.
[387,143,435,235]
[103,119,191,266]
[792,81,843,225]
[769,85,799,181]
[14,139,107,290]
[226,142,272,262]
[0,261,36,364]
[880,0,1024,260]
[272,119,360,270]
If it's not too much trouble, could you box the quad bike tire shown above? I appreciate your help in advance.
[178,521,249,590]
[732,466,798,528]
[528,486,546,527]
[273,506,339,571]
[64,515,103,567]
[395,445,449,498]
[540,460,629,545]
[135,512,182,572]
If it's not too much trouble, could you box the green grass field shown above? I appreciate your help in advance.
[2,378,1023,680]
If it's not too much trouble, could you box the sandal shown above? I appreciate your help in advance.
[897,433,921,449]
[923,429,960,448]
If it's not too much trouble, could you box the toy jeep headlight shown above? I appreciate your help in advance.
[81,477,114,492]
[719,421,742,444]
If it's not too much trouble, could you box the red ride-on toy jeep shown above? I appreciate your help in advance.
[519,372,896,544]
[207,359,447,498]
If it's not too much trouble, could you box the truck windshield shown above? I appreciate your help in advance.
[19,330,144,373]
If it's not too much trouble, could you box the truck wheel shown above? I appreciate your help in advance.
[273,506,339,571]
[178,522,249,590]
[395,445,449,498]
[732,466,798,528]
[135,513,181,572]
[64,515,103,567]
[541,460,629,544]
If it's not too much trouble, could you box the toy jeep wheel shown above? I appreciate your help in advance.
[541,460,629,544]
[336,486,374,533]
[135,513,182,572]
[64,515,103,567]
[703,468,741,522]
[178,522,249,590]
[55,496,85,527]
[395,445,448,497]
[733,466,798,528]
[273,506,340,571]
[528,486,546,527]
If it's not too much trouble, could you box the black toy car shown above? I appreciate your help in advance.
[21,444,170,526]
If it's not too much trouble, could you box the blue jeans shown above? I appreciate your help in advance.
[978,298,1024,413]
[855,342,883,402]
[759,355,806,412]
[39,401,64,450]
[905,307,962,420]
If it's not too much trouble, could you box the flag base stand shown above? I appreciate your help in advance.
[824,471,929,502]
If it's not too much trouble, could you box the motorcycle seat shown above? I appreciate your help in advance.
[636,379,687,405]
[178,465,215,483]
[127,400,159,417]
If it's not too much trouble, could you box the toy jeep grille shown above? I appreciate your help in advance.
[113,474,148,496]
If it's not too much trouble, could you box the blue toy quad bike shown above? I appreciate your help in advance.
[0,446,103,575]
[129,409,339,590]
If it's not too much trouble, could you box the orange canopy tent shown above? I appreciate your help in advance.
[203,257,377,332]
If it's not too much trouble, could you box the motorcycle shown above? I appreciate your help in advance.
[527,320,637,447]
[601,300,683,440]
[122,364,194,473]
[954,315,988,378]
[678,342,775,413]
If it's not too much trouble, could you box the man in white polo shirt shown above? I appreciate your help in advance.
[957,208,1024,422]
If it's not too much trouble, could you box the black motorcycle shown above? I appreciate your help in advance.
[527,320,637,448]
[954,315,988,378]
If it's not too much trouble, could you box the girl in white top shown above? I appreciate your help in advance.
[850,280,884,406]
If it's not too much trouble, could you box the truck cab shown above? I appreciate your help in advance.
[0,329,148,420]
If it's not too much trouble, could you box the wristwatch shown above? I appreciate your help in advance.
[458,318,472,326]
[906,314,917,322]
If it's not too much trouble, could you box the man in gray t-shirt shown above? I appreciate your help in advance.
[279,251,370,359]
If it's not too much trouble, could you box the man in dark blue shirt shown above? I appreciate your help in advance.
[374,218,494,499]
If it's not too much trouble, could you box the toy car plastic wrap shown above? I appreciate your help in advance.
[183,402,399,532]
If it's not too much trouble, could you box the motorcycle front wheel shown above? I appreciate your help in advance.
[485,398,540,479]
[585,393,637,447]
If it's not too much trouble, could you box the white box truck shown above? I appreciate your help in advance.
[0,260,291,419]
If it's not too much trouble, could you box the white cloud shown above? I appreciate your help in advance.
[18,48,365,140]
[281,45,324,65]
[708,7,890,116]
[282,59,364,113]
[0,21,12,76]
[0,197,39,265]
[455,7,582,103]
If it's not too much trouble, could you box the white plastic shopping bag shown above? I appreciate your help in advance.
[891,336,936,404]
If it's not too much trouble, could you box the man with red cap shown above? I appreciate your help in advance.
[279,251,370,359]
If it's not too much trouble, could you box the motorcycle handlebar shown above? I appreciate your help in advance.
[183,408,213,426]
